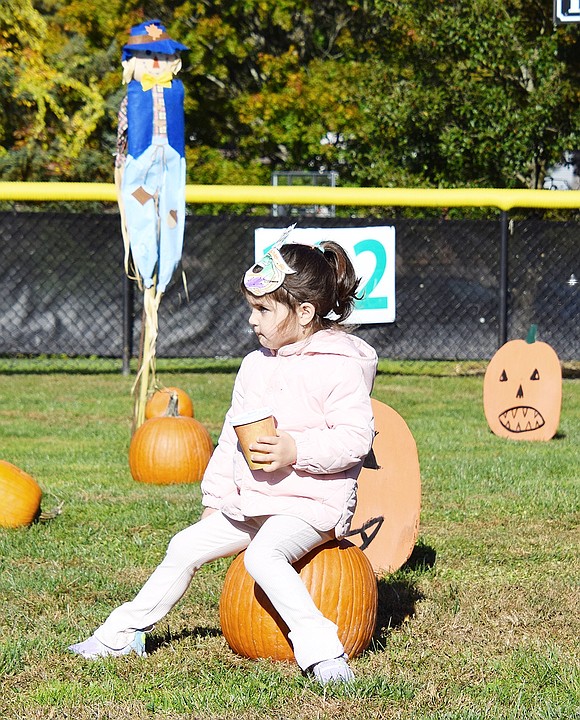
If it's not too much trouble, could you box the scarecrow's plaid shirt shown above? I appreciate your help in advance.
[115,95,128,169]
[152,84,168,138]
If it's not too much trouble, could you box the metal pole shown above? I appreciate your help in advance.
[122,272,133,375]
[498,210,509,348]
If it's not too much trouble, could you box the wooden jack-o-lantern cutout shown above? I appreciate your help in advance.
[220,539,377,662]
[347,399,421,575]
[483,326,562,441]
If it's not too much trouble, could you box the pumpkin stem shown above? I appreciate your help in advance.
[164,392,180,417]
[37,501,64,523]
[526,324,538,344]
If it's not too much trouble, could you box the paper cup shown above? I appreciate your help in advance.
[231,408,276,469]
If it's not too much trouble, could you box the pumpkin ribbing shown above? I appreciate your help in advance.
[129,393,213,484]
[0,460,42,528]
[220,539,378,661]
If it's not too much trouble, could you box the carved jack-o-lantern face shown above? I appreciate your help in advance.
[483,330,562,441]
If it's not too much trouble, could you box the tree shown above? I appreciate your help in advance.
[0,0,578,194]
[0,0,111,180]
[173,0,395,183]
[173,0,579,191]
[349,0,580,190]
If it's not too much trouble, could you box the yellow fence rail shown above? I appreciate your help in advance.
[0,182,579,211]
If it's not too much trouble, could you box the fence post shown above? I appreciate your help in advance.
[498,210,509,348]
[122,272,134,375]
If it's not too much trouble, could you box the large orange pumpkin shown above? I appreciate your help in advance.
[145,386,194,420]
[129,394,213,484]
[348,399,421,575]
[0,460,42,528]
[220,539,377,661]
[483,326,562,441]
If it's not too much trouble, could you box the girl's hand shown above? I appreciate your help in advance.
[249,431,297,472]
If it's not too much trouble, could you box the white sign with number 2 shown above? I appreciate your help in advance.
[254,226,396,324]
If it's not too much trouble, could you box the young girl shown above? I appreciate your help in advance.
[69,232,378,685]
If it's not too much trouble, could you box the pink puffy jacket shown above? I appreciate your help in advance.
[201,329,378,537]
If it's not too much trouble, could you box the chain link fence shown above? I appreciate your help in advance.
[0,210,578,367]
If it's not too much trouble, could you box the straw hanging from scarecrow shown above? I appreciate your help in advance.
[115,20,189,431]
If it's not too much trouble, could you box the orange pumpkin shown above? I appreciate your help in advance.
[129,394,213,484]
[0,460,42,528]
[220,539,377,661]
[145,386,194,419]
[348,399,421,575]
[483,326,562,441]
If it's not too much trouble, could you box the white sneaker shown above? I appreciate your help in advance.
[311,655,355,685]
[68,632,146,659]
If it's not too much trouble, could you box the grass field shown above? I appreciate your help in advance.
[0,363,578,719]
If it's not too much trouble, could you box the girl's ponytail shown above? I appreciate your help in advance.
[319,241,360,324]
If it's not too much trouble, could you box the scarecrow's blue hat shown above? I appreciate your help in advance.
[122,19,188,61]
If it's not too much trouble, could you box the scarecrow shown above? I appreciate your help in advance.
[115,20,189,429]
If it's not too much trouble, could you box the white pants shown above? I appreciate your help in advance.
[94,512,344,670]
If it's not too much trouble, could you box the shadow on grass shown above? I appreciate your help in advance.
[371,542,436,651]
[145,543,437,656]
[147,626,223,654]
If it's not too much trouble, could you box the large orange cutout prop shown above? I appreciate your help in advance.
[347,399,422,575]
[220,539,377,661]
[483,326,562,441]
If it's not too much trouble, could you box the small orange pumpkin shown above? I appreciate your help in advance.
[0,460,42,528]
[220,539,377,661]
[129,393,213,484]
[483,325,562,441]
[145,386,194,420]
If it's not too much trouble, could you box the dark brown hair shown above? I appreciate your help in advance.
[244,241,361,331]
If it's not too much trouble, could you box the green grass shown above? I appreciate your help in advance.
[2,356,578,378]
[0,367,578,719]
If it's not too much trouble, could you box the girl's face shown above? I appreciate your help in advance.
[246,296,304,351]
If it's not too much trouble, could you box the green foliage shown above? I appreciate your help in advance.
[0,1,578,191]
[354,0,580,189]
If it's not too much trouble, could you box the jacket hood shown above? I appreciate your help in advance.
[277,329,377,393]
